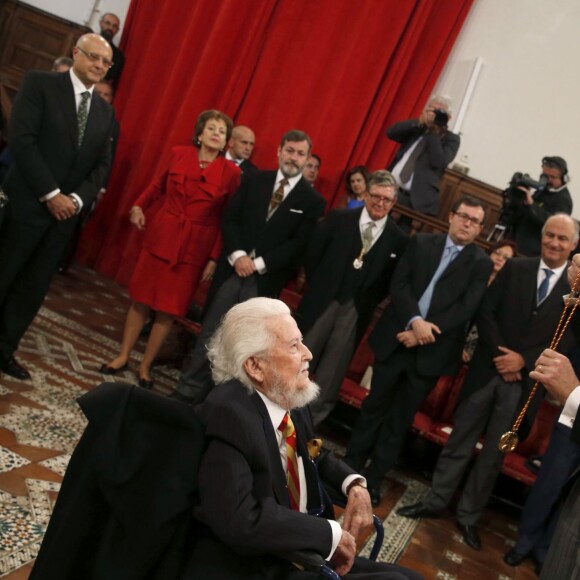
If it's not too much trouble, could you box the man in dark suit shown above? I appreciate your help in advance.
[185,296,422,579]
[510,156,573,257]
[172,130,326,404]
[344,196,492,505]
[398,214,580,551]
[98,13,125,83]
[0,33,115,379]
[387,95,460,218]
[225,125,258,178]
[297,170,408,426]
[531,345,580,579]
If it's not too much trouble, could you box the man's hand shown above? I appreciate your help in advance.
[342,485,373,540]
[567,253,580,287]
[201,260,216,283]
[493,346,525,374]
[531,348,579,405]
[410,319,441,345]
[517,186,534,206]
[46,194,76,220]
[129,206,146,230]
[396,330,419,348]
[419,108,435,127]
[234,255,256,277]
[330,530,356,577]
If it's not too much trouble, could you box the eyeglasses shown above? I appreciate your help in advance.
[492,249,512,260]
[76,47,114,69]
[368,193,396,205]
[452,211,483,227]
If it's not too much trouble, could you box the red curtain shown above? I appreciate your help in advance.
[79,0,473,285]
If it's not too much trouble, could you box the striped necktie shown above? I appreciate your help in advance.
[537,268,554,304]
[268,178,289,218]
[77,91,91,146]
[279,412,300,511]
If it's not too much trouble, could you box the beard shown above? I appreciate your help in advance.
[268,373,320,410]
[280,161,302,178]
[100,29,114,41]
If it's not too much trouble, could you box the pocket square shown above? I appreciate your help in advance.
[390,253,397,258]
[289,208,304,214]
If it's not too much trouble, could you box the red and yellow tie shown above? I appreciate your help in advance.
[279,412,300,511]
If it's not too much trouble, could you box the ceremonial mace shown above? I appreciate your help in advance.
[498,270,580,453]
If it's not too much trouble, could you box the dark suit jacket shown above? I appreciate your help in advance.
[387,119,460,216]
[211,170,326,298]
[369,233,492,376]
[30,383,204,580]
[460,258,580,407]
[188,381,355,579]
[297,207,408,342]
[239,158,259,178]
[3,71,114,235]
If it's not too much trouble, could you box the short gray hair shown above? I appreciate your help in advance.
[428,94,452,113]
[543,213,580,242]
[367,169,397,192]
[207,298,291,391]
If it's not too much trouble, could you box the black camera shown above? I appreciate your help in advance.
[509,172,547,190]
[498,172,548,227]
[433,108,449,128]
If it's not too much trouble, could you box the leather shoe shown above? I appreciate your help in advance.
[456,522,481,550]
[99,362,128,375]
[503,548,525,566]
[0,356,31,380]
[397,502,441,519]
[168,391,195,404]
[138,377,153,390]
[369,486,381,507]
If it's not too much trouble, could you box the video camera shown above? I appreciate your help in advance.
[498,171,548,227]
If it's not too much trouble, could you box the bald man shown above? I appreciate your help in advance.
[225,125,258,177]
[0,33,115,379]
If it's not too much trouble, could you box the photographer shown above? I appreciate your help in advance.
[507,156,572,256]
[387,95,460,220]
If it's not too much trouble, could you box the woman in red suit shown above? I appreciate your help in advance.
[100,110,240,388]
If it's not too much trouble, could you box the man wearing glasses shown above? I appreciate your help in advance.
[397,214,580,554]
[344,196,492,506]
[0,33,115,380]
[296,170,408,426]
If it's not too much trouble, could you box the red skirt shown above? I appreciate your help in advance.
[129,249,204,317]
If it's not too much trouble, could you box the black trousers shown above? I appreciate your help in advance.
[0,215,71,359]
[344,347,437,488]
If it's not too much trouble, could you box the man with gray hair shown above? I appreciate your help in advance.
[186,297,422,579]
[297,170,408,426]
[387,95,460,219]
[397,214,580,553]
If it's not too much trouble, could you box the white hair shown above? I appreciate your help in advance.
[428,94,452,113]
[207,298,291,392]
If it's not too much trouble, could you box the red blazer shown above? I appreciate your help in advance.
[134,146,240,266]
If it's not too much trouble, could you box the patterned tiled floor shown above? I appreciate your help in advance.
[0,265,540,579]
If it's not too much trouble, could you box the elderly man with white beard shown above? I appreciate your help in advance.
[184,298,423,579]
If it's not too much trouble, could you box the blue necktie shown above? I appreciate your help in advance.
[418,245,459,318]
[537,268,554,304]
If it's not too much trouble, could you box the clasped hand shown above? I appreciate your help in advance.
[46,193,76,221]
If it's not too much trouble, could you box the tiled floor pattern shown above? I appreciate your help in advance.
[0,265,540,579]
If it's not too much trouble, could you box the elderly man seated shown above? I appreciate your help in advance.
[186,297,422,579]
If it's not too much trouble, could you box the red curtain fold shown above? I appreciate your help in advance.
[78,0,474,285]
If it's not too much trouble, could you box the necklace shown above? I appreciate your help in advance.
[199,159,212,169]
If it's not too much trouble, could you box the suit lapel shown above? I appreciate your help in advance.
[249,393,290,508]
[420,235,446,291]
[59,73,79,147]
[363,218,398,282]
[536,264,568,316]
